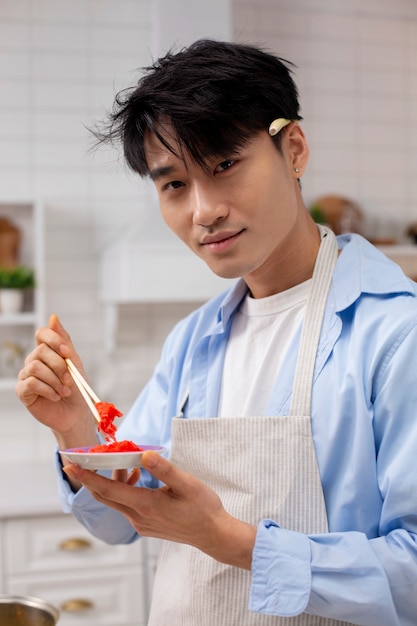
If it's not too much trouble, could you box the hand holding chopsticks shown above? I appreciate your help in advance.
[65,358,101,423]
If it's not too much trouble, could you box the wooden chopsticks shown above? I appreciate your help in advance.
[65,358,101,423]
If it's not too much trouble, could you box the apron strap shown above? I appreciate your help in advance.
[289,225,339,417]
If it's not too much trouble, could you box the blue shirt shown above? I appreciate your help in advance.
[57,234,417,625]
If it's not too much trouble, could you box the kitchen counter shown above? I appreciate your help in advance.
[377,244,417,281]
[0,459,62,519]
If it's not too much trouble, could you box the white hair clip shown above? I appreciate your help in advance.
[268,118,291,136]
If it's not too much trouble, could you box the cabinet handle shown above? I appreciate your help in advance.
[59,537,92,551]
[60,598,94,612]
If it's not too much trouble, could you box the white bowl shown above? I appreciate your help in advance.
[60,444,166,470]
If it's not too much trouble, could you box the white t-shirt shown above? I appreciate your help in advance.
[218,279,311,417]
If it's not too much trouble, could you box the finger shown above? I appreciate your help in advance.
[141,450,193,493]
[65,468,149,527]
[111,468,140,485]
[34,314,78,364]
[22,344,70,383]
[49,314,93,383]
[49,314,81,359]
[127,467,141,486]
[66,466,160,540]
[49,313,71,340]
[35,325,71,359]
[16,375,63,404]
[66,465,141,490]
[63,465,112,500]
[19,348,72,396]
[64,464,139,504]
[112,469,128,482]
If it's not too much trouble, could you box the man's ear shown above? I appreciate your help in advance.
[286,122,309,178]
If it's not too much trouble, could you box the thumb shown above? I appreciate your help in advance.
[141,451,182,488]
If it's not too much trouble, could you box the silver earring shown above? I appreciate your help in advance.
[295,167,300,173]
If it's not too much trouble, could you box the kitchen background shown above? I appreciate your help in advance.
[1,0,417,462]
[0,1,416,621]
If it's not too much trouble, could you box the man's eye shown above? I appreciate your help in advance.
[164,180,184,191]
[215,159,235,173]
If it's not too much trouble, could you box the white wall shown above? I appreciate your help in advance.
[151,0,230,54]
[0,0,230,460]
[1,0,416,460]
[232,0,417,238]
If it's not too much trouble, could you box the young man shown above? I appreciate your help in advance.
[17,40,417,625]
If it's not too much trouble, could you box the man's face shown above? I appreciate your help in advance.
[145,125,309,297]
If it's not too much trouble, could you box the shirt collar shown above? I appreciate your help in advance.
[333,233,415,312]
[217,279,248,329]
[213,233,415,329]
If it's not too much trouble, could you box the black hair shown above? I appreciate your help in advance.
[92,39,302,177]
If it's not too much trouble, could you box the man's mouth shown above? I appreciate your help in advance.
[200,230,244,252]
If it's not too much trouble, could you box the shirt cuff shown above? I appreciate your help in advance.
[53,446,112,513]
[249,519,312,616]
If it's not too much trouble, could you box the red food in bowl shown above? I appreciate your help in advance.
[75,400,143,453]
[88,440,144,453]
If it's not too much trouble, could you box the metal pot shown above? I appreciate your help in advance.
[0,595,59,625]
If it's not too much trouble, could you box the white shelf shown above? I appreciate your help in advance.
[99,240,234,352]
[0,312,38,325]
[0,200,44,388]
[100,241,232,304]
[0,378,17,391]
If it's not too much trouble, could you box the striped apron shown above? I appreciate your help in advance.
[148,227,354,625]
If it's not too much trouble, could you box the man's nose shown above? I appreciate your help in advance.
[191,184,229,226]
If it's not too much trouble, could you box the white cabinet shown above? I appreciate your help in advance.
[100,241,231,305]
[0,200,45,390]
[3,514,148,626]
[99,240,234,352]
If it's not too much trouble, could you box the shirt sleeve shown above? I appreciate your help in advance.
[53,449,139,545]
[249,313,417,625]
[249,522,404,625]
[249,520,311,616]
[52,327,179,544]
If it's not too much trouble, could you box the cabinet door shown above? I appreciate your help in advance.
[7,567,147,626]
[5,514,147,626]
[5,514,143,574]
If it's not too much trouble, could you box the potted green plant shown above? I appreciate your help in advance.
[0,265,35,314]
[309,204,328,225]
